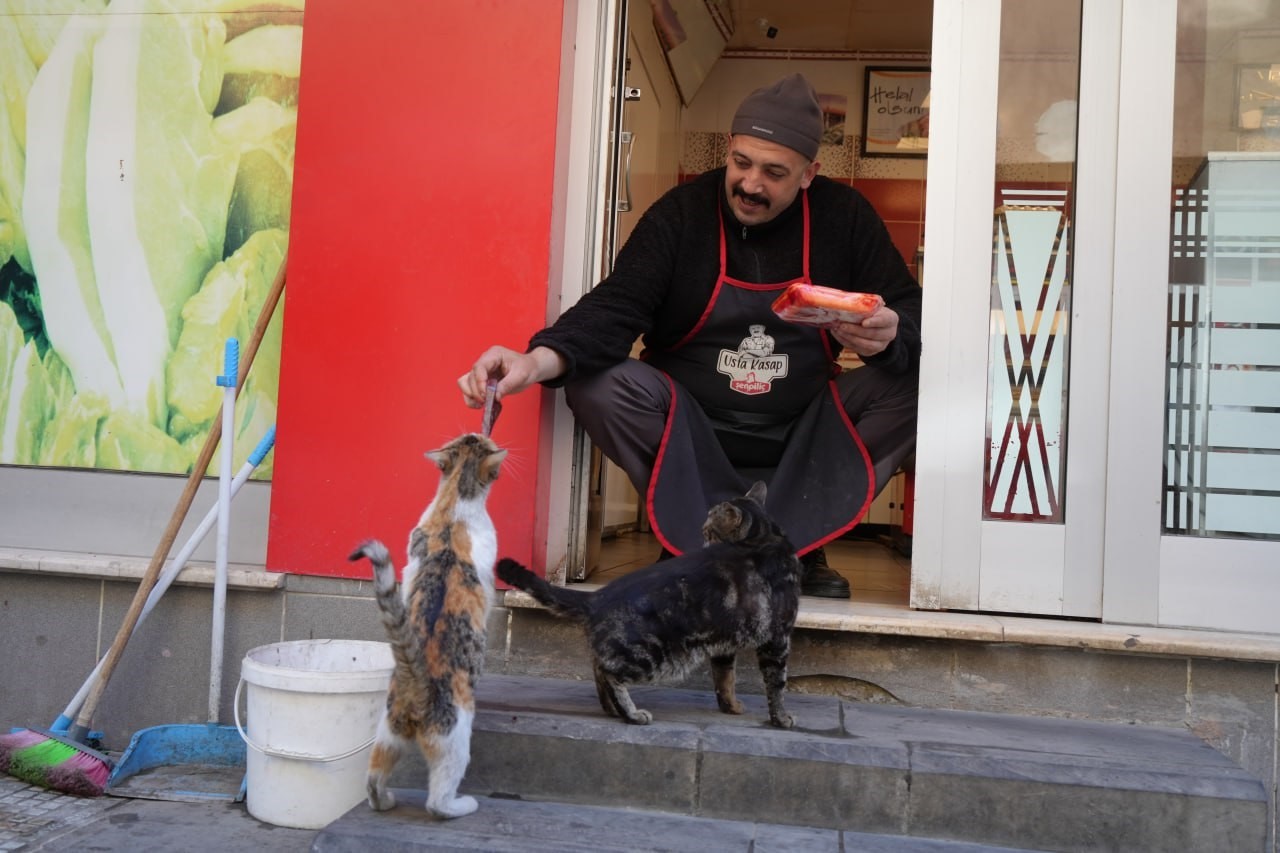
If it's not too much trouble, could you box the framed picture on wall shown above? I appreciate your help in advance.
[861,66,931,158]
[1235,63,1280,131]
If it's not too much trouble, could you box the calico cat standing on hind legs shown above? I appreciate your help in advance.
[497,481,802,729]
[348,432,506,819]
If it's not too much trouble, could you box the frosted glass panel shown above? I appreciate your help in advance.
[1164,0,1280,540]
[1166,156,1280,539]
[983,0,1081,522]
[985,207,1071,520]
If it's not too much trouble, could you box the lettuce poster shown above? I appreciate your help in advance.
[0,0,301,478]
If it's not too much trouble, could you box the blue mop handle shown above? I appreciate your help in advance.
[48,423,279,734]
[217,337,239,388]
[248,425,276,467]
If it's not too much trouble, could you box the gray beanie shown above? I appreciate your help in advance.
[730,73,823,160]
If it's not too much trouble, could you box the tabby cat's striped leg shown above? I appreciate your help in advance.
[600,672,652,725]
[593,665,623,718]
[756,639,794,729]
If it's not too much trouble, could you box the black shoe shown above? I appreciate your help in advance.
[800,547,851,599]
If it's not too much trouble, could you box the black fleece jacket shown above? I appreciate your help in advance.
[530,168,922,386]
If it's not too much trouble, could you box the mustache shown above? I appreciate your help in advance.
[733,185,769,208]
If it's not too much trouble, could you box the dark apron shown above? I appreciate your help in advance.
[642,191,874,555]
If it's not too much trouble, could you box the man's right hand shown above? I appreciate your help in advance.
[458,345,567,408]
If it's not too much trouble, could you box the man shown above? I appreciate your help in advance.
[460,73,921,599]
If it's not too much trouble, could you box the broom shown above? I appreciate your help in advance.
[0,256,287,796]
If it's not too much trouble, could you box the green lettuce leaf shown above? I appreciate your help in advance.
[22,14,125,409]
[213,98,295,256]
[85,0,238,427]
[166,263,245,429]
[0,338,49,464]
[38,390,107,467]
[0,299,23,427]
[4,1,110,68]
[41,346,75,424]
[95,409,191,473]
[166,227,285,433]
[0,15,35,273]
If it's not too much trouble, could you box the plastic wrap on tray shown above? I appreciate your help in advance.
[771,283,884,328]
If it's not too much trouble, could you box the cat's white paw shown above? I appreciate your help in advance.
[429,795,479,819]
[770,711,795,729]
[627,709,653,725]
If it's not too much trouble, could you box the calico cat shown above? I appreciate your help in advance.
[497,481,802,728]
[347,432,506,819]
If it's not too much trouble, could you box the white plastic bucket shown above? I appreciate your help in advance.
[236,639,393,829]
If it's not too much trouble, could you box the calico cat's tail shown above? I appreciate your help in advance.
[348,539,425,683]
[496,558,592,622]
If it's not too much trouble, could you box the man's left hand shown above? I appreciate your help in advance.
[828,305,899,357]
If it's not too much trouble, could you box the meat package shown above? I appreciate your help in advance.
[771,283,884,328]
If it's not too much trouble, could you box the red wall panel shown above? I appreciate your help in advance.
[267,3,564,577]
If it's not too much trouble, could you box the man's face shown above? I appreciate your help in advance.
[724,134,820,227]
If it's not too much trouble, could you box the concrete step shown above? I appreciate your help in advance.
[375,674,1266,853]
[313,792,1043,852]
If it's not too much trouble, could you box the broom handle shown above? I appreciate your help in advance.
[68,257,288,742]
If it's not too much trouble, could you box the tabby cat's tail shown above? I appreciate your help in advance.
[496,558,592,622]
[348,539,425,684]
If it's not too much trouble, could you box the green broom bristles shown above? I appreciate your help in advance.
[0,727,113,797]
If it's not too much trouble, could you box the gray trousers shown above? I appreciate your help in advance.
[564,359,918,501]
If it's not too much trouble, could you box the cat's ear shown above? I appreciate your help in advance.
[482,448,508,479]
[746,480,767,506]
[425,449,449,470]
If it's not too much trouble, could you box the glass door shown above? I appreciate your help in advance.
[917,0,1280,632]
[1104,0,1280,633]
[913,0,1114,618]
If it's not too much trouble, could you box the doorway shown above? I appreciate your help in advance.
[576,0,933,603]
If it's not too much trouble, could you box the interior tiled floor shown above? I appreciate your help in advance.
[591,530,911,606]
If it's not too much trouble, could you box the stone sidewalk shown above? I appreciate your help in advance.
[2,776,1039,853]
[0,776,315,852]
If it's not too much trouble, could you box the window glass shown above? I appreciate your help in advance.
[984,0,1082,522]
[1165,1,1280,540]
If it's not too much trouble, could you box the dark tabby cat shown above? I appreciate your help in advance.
[347,432,506,819]
[497,481,802,728]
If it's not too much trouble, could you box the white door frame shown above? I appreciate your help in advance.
[913,0,1119,618]
[1099,0,1177,625]
[541,0,619,582]
[911,0,1001,611]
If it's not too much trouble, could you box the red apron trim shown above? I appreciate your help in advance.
[725,279,796,292]
[795,380,876,556]
[674,190,813,351]
[645,372,684,557]
[670,276,726,351]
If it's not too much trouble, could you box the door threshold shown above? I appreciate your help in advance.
[502,587,1280,663]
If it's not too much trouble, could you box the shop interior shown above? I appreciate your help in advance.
[587,0,933,599]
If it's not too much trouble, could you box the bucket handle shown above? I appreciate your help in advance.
[233,678,377,763]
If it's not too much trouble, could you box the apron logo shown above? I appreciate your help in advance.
[717,325,789,395]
